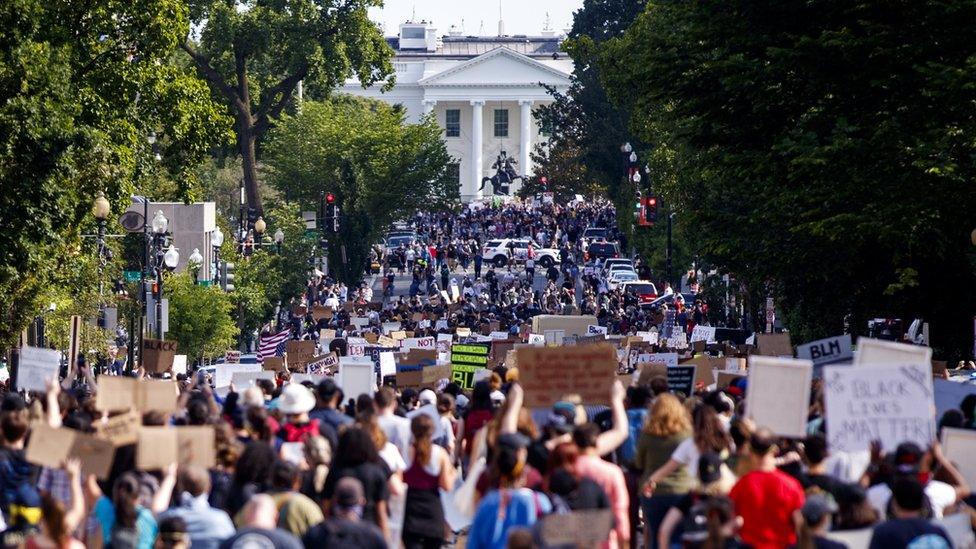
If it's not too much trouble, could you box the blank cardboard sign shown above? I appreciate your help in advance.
[854,337,932,367]
[746,356,813,437]
[941,427,976,489]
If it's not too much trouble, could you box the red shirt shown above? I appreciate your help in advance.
[729,469,805,549]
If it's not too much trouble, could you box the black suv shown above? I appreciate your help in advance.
[586,242,620,262]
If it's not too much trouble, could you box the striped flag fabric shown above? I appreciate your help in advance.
[256,328,291,362]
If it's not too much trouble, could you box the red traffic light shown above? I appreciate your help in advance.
[648,197,657,207]
[326,192,336,204]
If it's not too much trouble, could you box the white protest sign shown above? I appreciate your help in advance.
[381,321,402,335]
[215,363,262,388]
[746,356,813,438]
[172,355,188,376]
[854,337,932,367]
[379,352,396,380]
[489,331,509,340]
[346,337,366,357]
[795,335,853,366]
[587,325,608,336]
[418,319,431,329]
[230,370,275,388]
[290,373,326,385]
[690,325,717,343]
[435,320,449,331]
[666,331,688,349]
[339,356,375,397]
[527,333,546,346]
[941,427,976,490]
[401,337,436,352]
[436,333,453,354]
[544,329,565,346]
[823,363,935,453]
[638,352,679,368]
[348,316,370,329]
[17,346,61,392]
[636,331,659,345]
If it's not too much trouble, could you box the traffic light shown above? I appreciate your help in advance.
[638,196,660,227]
[323,193,340,233]
[647,196,659,224]
[539,176,548,189]
[222,261,235,292]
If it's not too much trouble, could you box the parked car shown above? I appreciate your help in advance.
[602,258,634,274]
[620,280,658,304]
[582,227,608,242]
[482,239,559,268]
[607,270,640,290]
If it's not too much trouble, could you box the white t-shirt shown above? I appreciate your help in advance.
[379,441,407,473]
[671,437,701,479]
[866,480,957,519]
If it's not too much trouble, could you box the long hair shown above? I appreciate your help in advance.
[333,426,381,469]
[692,404,732,454]
[644,393,692,437]
[411,414,435,466]
[39,493,68,546]
[543,442,580,493]
[112,473,141,529]
[356,394,387,452]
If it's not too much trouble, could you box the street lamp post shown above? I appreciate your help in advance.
[274,228,284,254]
[212,226,224,284]
[92,192,111,295]
[148,211,179,340]
[189,248,203,284]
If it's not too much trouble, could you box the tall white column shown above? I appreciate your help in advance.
[423,100,436,116]
[470,100,485,200]
[519,100,533,179]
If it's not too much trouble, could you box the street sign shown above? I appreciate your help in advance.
[123,270,141,283]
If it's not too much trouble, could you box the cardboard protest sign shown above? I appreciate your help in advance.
[405,348,438,365]
[436,333,453,353]
[390,330,407,341]
[422,363,452,384]
[637,363,668,386]
[823,363,935,453]
[95,376,178,412]
[262,356,287,372]
[224,350,241,364]
[716,370,747,389]
[396,368,423,389]
[450,343,490,390]
[17,346,60,392]
[27,423,115,479]
[338,357,375,397]
[517,344,617,408]
[136,427,178,470]
[747,356,813,437]
[540,509,614,548]
[377,335,398,348]
[854,337,932,367]
[319,329,336,340]
[363,332,379,344]
[346,337,366,357]
[543,329,565,346]
[306,353,339,374]
[176,426,216,468]
[667,366,696,396]
[755,333,793,357]
[531,315,598,337]
[311,305,332,321]
[941,427,976,491]
[215,363,262,388]
[95,410,141,446]
[292,305,307,317]
[285,340,316,369]
[455,327,471,337]
[587,325,608,336]
[795,335,853,367]
[640,352,679,368]
[141,338,178,373]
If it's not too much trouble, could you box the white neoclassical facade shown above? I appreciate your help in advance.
[341,21,573,201]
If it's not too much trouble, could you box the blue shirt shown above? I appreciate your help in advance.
[468,488,551,549]
[620,408,649,464]
[159,492,235,549]
[93,496,157,549]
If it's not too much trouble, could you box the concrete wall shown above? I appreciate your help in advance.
[125,201,217,282]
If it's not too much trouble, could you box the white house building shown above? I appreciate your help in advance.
[341,20,573,201]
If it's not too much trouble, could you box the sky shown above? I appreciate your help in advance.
[368,0,584,37]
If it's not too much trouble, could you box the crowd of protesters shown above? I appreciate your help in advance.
[3,198,975,549]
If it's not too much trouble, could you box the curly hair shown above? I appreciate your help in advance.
[643,393,692,437]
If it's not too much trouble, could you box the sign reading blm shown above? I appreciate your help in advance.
[795,335,853,366]
[823,363,935,453]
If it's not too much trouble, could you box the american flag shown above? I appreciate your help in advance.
[256,328,291,362]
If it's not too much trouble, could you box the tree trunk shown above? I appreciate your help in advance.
[236,110,262,215]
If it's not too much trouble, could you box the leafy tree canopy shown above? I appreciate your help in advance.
[265,96,457,282]
[166,272,238,360]
[600,0,976,356]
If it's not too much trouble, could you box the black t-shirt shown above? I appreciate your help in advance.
[789,537,848,549]
[801,472,849,500]
[868,518,951,549]
[302,518,387,549]
[563,477,611,511]
[322,463,391,525]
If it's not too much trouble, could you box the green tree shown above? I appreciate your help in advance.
[166,272,238,360]
[0,0,229,351]
[182,0,394,215]
[601,0,976,357]
[265,97,457,283]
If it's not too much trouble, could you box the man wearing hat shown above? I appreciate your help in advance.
[865,441,969,519]
[276,384,319,443]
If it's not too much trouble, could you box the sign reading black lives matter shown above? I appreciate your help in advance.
[450,343,490,390]
[823,363,935,453]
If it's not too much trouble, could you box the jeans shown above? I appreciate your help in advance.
[641,493,684,549]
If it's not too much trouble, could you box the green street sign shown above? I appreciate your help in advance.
[123,270,141,283]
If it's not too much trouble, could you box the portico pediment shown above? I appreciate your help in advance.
[418,47,571,88]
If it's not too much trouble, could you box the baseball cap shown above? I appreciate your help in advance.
[418,389,437,407]
[546,405,576,435]
[893,442,925,474]
[801,494,838,525]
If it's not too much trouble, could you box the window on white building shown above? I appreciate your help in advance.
[401,27,425,39]
[445,109,460,137]
[494,109,509,137]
